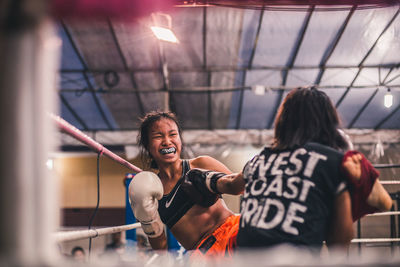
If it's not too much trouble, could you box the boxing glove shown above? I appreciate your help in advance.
[129,171,164,238]
[182,168,225,207]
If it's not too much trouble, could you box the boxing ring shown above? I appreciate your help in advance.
[51,114,400,265]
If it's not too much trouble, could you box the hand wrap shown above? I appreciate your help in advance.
[182,168,226,207]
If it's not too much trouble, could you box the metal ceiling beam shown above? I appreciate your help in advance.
[203,6,207,69]
[335,7,400,108]
[235,71,247,129]
[207,71,212,129]
[83,72,114,130]
[267,6,314,128]
[348,88,379,128]
[248,10,264,69]
[107,20,145,116]
[61,21,113,130]
[60,63,400,74]
[314,5,356,85]
[374,103,400,130]
[59,94,89,130]
[348,66,397,128]
[156,40,175,112]
[59,83,400,94]
[385,72,400,84]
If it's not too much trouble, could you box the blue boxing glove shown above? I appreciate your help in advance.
[181,168,226,207]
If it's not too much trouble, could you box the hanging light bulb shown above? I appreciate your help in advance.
[384,88,393,108]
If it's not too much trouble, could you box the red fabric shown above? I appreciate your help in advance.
[341,150,379,221]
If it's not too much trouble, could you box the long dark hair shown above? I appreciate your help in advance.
[137,111,182,169]
[272,86,348,150]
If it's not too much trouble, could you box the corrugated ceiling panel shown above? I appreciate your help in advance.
[365,10,400,65]
[353,88,400,128]
[386,68,400,86]
[294,9,350,66]
[61,92,116,130]
[139,92,167,114]
[211,92,234,129]
[207,7,244,67]
[100,93,142,129]
[59,25,84,69]
[286,69,320,86]
[319,68,359,87]
[111,19,160,69]
[211,71,237,87]
[320,87,348,106]
[253,10,307,67]
[239,69,283,128]
[60,101,85,130]
[237,9,262,68]
[238,90,281,129]
[170,72,209,88]
[336,87,377,126]
[381,106,400,128]
[163,8,204,68]
[92,72,136,91]
[327,7,398,66]
[60,73,88,89]
[66,21,124,69]
[135,72,164,90]
[172,92,208,129]
[353,68,380,86]
[245,69,281,87]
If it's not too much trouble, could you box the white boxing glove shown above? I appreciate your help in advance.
[129,171,164,238]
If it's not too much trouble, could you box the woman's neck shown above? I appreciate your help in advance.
[158,159,183,181]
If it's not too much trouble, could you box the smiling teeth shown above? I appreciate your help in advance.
[160,148,176,155]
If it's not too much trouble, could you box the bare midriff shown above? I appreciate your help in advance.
[170,199,233,250]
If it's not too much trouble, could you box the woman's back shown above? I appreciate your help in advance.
[238,142,346,248]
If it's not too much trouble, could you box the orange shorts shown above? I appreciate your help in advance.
[191,214,240,258]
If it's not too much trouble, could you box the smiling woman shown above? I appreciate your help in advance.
[130,110,240,258]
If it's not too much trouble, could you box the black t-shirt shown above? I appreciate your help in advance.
[237,142,347,249]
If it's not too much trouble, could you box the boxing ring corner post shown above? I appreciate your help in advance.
[0,5,61,265]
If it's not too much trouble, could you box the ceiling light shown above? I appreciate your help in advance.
[252,85,265,95]
[384,88,393,108]
[150,26,179,43]
[151,13,179,43]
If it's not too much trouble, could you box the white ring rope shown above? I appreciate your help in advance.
[366,211,400,217]
[351,238,400,243]
[380,180,400,185]
[51,114,143,244]
[54,223,141,243]
[51,113,142,173]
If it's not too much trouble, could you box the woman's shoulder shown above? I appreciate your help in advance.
[189,156,231,173]
[189,155,217,167]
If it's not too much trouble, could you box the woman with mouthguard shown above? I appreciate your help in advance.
[129,111,240,259]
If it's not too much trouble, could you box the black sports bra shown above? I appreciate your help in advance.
[158,160,195,229]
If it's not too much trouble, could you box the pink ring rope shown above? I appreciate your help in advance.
[51,113,142,173]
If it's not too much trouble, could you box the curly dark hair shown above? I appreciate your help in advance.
[137,111,182,169]
[272,86,348,151]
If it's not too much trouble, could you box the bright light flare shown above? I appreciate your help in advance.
[46,158,54,170]
[384,91,393,108]
[150,26,179,43]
